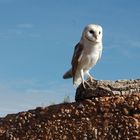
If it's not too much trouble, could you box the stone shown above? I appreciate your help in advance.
[0,79,139,139]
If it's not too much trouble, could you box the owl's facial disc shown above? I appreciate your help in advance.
[83,24,103,43]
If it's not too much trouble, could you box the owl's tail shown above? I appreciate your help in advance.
[63,68,73,79]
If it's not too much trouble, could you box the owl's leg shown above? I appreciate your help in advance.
[86,71,94,82]
[80,69,85,88]
[80,69,91,88]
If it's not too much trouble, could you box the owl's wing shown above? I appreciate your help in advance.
[98,44,103,60]
[71,43,84,79]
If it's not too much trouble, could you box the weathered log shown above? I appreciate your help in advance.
[75,79,140,101]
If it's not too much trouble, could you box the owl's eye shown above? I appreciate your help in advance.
[99,31,101,34]
[89,30,94,34]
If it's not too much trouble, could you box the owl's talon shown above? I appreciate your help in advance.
[82,80,92,89]
[89,76,94,82]
[82,82,86,89]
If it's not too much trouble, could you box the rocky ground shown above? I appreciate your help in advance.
[0,79,140,140]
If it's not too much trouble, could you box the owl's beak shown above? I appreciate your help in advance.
[94,34,97,39]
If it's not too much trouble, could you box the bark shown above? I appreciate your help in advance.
[75,79,140,101]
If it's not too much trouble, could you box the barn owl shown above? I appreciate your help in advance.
[63,24,103,88]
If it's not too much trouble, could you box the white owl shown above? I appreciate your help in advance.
[63,24,103,88]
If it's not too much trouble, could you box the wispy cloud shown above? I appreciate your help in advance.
[104,37,140,61]
[17,23,33,29]
[0,23,41,39]
[106,31,140,49]
[0,0,14,2]
[128,40,140,48]
[0,79,74,117]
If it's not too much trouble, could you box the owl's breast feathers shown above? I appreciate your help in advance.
[71,42,102,77]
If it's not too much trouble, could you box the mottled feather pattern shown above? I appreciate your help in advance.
[71,43,84,83]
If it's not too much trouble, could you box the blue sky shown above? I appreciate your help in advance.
[0,0,140,116]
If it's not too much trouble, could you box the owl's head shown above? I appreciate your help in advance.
[82,24,103,43]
